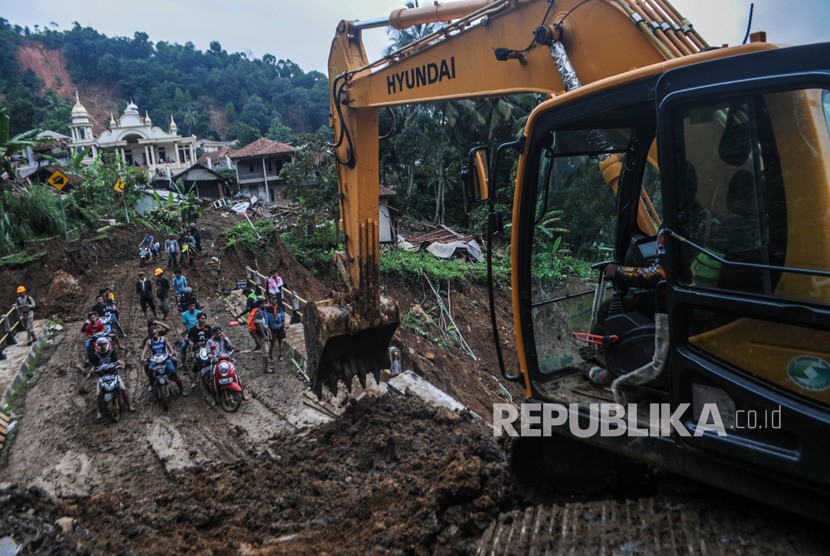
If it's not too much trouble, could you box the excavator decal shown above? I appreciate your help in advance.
[386,57,457,95]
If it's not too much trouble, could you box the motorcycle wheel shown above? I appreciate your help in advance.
[106,397,121,423]
[220,389,242,413]
[157,383,170,411]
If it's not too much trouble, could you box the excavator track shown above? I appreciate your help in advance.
[476,493,824,555]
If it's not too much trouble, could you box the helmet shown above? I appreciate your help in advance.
[16,286,26,294]
[95,337,110,350]
[217,362,230,376]
[154,268,163,276]
[183,287,192,294]
[189,222,196,228]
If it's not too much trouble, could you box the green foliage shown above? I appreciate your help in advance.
[380,249,509,286]
[223,218,276,250]
[0,185,63,255]
[0,107,40,177]
[71,158,144,224]
[0,19,329,139]
[280,131,337,215]
[0,249,47,267]
[143,206,182,233]
[280,219,338,273]
[266,113,297,144]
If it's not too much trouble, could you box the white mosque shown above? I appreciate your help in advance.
[68,92,197,175]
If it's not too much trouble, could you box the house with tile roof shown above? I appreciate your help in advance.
[228,137,295,203]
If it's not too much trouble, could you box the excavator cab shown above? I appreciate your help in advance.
[510,42,830,519]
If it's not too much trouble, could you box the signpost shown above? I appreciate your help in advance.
[47,170,70,240]
[114,178,130,223]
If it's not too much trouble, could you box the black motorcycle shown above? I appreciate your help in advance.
[95,361,125,423]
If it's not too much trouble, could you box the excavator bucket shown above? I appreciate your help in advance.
[304,295,399,396]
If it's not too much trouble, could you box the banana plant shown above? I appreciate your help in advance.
[0,108,41,183]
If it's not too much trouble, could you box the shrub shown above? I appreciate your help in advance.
[223,219,276,250]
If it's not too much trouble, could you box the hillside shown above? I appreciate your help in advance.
[0,20,328,140]
[17,41,118,134]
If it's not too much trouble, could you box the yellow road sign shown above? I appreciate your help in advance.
[47,170,69,190]
[114,178,126,193]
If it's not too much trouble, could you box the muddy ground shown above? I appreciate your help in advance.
[0,208,828,554]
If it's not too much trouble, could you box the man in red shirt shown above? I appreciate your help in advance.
[82,311,106,359]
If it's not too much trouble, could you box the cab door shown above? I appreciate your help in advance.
[655,43,830,485]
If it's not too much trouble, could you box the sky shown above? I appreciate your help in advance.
[3,0,829,74]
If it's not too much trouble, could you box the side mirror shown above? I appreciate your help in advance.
[464,146,490,203]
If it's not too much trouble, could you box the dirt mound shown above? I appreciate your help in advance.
[0,485,101,553]
[1,224,148,321]
[64,394,515,554]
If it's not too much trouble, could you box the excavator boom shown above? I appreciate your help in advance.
[307,0,705,395]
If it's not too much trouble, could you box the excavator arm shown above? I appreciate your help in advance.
[307,0,706,395]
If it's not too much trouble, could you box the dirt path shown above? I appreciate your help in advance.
[1,213,828,554]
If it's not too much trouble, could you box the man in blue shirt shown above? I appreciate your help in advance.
[180,301,202,362]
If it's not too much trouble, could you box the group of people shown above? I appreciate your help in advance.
[80,287,135,418]
[140,223,201,270]
[136,267,193,320]
[65,229,297,419]
[237,269,294,365]
[160,223,201,269]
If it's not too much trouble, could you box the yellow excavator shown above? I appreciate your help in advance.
[306,0,830,519]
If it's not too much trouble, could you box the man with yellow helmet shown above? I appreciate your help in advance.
[154,268,171,319]
[15,285,37,345]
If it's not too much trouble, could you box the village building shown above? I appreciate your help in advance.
[228,137,295,203]
[68,93,197,179]
[171,163,229,200]
[197,146,234,171]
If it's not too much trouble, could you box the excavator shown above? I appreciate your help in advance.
[305,0,830,519]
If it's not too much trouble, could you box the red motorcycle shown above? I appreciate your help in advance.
[202,353,243,412]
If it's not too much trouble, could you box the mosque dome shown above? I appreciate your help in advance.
[71,90,89,118]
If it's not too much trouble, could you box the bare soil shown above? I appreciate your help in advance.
[0,208,827,554]
[17,42,120,135]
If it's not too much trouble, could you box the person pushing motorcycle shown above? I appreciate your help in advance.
[141,326,187,397]
[88,336,135,419]
[206,325,249,402]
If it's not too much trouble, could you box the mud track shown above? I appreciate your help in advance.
[0,213,828,554]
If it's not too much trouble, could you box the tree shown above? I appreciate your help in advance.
[384,1,442,54]
[0,107,40,181]
[280,132,337,215]
[182,105,199,136]
[230,122,261,146]
[239,94,270,134]
[266,113,296,144]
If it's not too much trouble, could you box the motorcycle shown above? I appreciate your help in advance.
[202,350,242,413]
[148,353,174,411]
[192,344,211,377]
[180,242,193,268]
[139,245,152,267]
[151,242,161,262]
[176,288,201,313]
[95,361,125,423]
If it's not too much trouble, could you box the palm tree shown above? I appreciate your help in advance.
[384,1,443,55]
[182,106,199,137]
